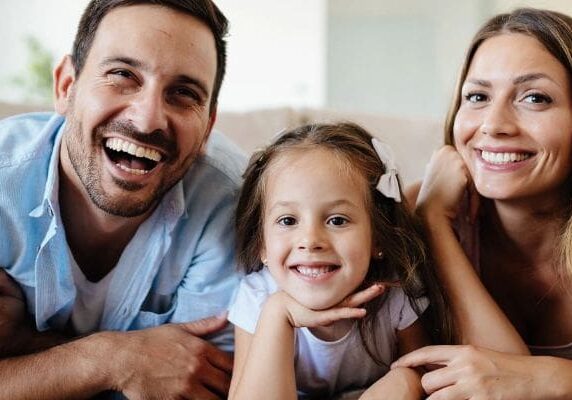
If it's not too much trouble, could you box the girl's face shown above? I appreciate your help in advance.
[261,148,373,310]
[453,33,572,204]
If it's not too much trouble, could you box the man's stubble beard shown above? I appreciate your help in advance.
[63,107,196,218]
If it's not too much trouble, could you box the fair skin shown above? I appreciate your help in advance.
[230,148,426,400]
[0,5,233,399]
[394,33,572,399]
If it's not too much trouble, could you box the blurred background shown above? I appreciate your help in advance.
[1,0,572,122]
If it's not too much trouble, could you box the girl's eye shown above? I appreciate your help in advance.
[523,93,552,104]
[327,216,348,226]
[465,92,488,103]
[277,216,296,226]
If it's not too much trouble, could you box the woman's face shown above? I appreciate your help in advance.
[453,33,572,204]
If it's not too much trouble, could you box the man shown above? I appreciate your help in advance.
[0,0,244,398]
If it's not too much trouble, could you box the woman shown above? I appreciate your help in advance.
[393,8,572,399]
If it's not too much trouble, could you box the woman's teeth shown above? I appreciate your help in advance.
[481,150,531,164]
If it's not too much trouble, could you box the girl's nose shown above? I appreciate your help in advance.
[297,225,327,251]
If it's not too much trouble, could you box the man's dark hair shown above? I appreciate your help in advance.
[71,0,228,112]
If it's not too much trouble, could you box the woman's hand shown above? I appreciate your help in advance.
[416,146,478,223]
[272,283,385,328]
[392,345,572,399]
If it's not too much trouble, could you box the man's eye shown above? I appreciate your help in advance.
[109,69,134,80]
[327,216,348,226]
[277,216,296,226]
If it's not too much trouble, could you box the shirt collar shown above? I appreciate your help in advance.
[29,118,66,219]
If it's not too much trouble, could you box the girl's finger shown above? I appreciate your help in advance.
[308,307,367,327]
[341,283,385,308]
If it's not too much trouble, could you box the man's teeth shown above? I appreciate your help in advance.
[116,164,149,175]
[106,138,161,162]
[481,150,531,164]
[296,265,336,277]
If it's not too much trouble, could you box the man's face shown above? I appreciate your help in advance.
[55,5,217,217]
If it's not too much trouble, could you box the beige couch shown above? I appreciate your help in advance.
[0,102,444,185]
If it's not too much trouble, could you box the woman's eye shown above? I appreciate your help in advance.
[523,93,552,104]
[277,216,296,226]
[465,92,487,103]
[327,216,348,226]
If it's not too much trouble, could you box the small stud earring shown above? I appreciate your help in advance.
[377,251,383,258]
[262,259,268,265]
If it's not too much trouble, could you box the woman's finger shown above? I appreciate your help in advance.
[392,345,460,368]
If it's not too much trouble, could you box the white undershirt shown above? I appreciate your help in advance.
[70,257,115,335]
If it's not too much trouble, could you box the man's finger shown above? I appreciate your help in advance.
[181,314,228,337]
[199,359,232,397]
[0,270,24,300]
[391,345,457,368]
[204,345,233,373]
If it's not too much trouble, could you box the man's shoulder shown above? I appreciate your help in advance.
[199,130,247,187]
[0,112,63,164]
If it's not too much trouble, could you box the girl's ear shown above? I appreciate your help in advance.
[53,55,76,115]
[260,248,267,266]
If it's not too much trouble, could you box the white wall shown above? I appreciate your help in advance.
[2,0,572,117]
[216,0,326,111]
[0,0,89,104]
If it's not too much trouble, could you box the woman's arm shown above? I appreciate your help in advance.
[394,346,572,400]
[411,146,527,353]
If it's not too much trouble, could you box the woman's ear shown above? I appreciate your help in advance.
[53,55,76,115]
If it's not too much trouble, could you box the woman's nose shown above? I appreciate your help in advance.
[480,100,518,137]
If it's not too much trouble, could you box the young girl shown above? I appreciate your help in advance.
[228,122,448,399]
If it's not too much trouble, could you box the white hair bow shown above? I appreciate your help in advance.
[371,138,401,203]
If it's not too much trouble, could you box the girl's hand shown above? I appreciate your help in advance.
[272,283,385,328]
[391,345,572,400]
[359,367,423,400]
[416,146,478,223]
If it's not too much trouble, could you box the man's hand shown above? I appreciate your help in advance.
[108,314,233,400]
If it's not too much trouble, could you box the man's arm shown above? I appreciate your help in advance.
[1,269,232,399]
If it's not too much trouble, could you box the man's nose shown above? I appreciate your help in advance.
[126,87,169,134]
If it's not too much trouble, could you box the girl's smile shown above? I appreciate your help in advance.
[261,147,374,310]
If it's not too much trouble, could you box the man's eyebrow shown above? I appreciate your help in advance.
[101,56,144,69]
[100,57,209,97]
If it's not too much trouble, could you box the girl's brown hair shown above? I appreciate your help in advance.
[445,8,572,289]
[235,122,452,363]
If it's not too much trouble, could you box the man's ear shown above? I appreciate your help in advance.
[199,107,217,152]
[53,55,76,115]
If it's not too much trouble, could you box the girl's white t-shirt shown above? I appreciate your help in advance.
[228,268,428,398]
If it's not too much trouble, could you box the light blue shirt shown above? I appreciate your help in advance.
[0,112,245,350]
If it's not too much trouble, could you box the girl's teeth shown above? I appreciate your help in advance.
[481,150,531,164]
[296,265,335,277]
